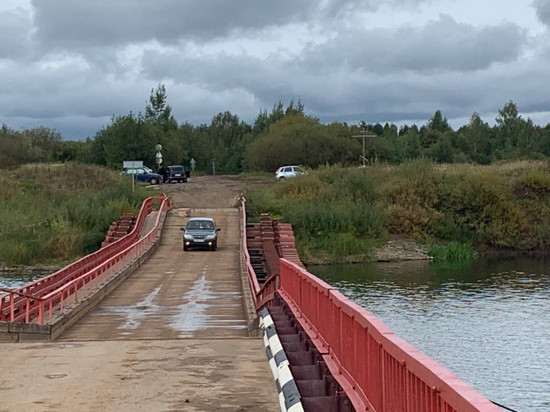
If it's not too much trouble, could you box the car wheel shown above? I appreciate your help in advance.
[183,244,188,251]
[150,177,158,185]
[211,242,217,251]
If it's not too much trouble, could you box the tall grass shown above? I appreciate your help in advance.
[245,160,550,262]
[0,163,149,266]
[428,242,477,261]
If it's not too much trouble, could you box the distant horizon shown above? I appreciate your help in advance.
[4,103,549,142]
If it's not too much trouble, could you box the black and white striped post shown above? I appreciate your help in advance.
[259,308,304,412]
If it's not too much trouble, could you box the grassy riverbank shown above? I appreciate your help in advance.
[0,163,150,266]
[245,159,550,263]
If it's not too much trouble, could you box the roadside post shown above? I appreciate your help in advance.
[352,129,377,167]
[155,144,163,185]
[155,144,163,169]
[123,160,143,192]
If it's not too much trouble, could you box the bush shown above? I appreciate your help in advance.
[438,172,529,248]
[245,161,549,262]
[428,241,477,261]
[385,204,434,238]
[0,163,149,266]
[514,172,550,199]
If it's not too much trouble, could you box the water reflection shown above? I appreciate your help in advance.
[0,272,44,289]
[310,258,550,412]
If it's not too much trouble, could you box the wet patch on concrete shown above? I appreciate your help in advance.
[44,374,67,379]
[97,286,162,333]
[23,343,84,350]
[169,270,246,337]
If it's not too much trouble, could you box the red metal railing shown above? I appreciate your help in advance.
[278,259,500,412]
[0,195,170,325]
[240,198,261,308]
[240,198,499,411]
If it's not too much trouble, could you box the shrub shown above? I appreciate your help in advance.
[273,174,323,200]
[380,158,440,211]
[438,172,529,248]
[385,204,434,238]
[514,172,550,199]
[0,163,149,266]
[428,241,477,261]
[245,161,549,261]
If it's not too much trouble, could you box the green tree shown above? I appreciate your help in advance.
[53,140,91,163]
[145,84,178,132]
[92,112,158,169]
[458,113,492,164]
[419,110,452,150]
[427,110,452,133]
[23,127,62,162]
[426,135,454,163]
[0,124,29,168]
[252,100,302,137]
[493,101,535,159]
[534,125,550,156]
[247,114,356,171]
[208,111,251,174]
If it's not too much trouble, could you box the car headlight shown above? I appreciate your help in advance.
[184,234,194,240]
[205,234,216,239]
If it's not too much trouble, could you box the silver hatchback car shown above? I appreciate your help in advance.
[275,165,307,180]
[181,217,221,251]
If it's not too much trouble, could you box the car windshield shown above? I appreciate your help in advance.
[170,166,184,172]
[187,220,214,230]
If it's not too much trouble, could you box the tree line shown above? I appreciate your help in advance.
[2,85,550,172]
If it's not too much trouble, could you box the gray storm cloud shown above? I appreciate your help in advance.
[31,0,312,47]
[30,0,431,48]
[300,15,525,73]
[0,0,548,139]
[0,9,32,58]
[534,0,550,25]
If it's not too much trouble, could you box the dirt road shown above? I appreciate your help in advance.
[0,176,279,411]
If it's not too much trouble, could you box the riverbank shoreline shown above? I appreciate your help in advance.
[302,241,550,266]
[0,266,60,278]
[303,240,433,265]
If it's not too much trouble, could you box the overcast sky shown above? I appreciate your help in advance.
[1,0,550,140]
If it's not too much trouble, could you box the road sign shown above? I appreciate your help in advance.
[123,160,143,169]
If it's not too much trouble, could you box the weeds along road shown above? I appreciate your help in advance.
[0,175,279,412]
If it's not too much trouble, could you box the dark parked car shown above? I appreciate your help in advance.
[121,167,161,185]
[181,217,220,251]
[166,165,188,183]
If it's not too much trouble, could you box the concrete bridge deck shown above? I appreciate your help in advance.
[0,178,279,411]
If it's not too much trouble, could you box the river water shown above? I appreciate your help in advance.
[2,259,548,409]
[0,272,45,289]
[309,258,550,412]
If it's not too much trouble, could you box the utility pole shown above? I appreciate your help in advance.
[352,128,376,167]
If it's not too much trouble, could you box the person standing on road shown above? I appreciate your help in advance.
[157,166,168,183]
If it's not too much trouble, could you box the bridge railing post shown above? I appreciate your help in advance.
[38,301,44,325]
[10,292,15,321]
[25,298,30,323]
